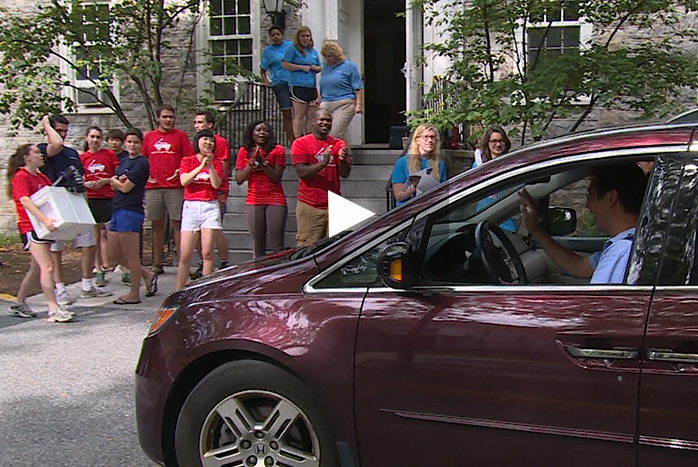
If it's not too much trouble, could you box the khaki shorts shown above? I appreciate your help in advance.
[295,201,328,247]
[145,188,184,222]
[50,226,96,252]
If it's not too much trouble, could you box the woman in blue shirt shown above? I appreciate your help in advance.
[282,26,321,138]
[260,26,294,144]
[317,40,363,143]
[391,124,447,206]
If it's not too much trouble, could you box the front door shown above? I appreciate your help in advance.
[363,0,406,143]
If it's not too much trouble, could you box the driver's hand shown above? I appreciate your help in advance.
[518,189,542,235]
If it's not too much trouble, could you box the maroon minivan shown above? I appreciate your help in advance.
[136,123,698,467]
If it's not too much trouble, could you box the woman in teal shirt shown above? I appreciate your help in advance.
[260,26,294,144]
[282,26,321,138]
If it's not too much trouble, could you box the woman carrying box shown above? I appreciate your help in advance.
[108,128,158,304]
[6,143,74,322]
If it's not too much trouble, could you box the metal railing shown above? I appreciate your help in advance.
[216,81,290,149]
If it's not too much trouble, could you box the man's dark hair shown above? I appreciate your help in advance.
[193,129,217,154]
[269,25,284,35]
[106,129,124,141]
[49,114,69,128]
[156,104,175,117]
[243,120,276,154]
[591,162,647,216]
[123,128,143,142]
[195,110,215,126]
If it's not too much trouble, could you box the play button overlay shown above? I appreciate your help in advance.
[328,192,376,237]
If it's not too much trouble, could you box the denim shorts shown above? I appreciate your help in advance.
[272,82,292,111]
[109,209,145,233]
[181,200,222,232]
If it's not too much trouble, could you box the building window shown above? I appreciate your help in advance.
[527,3,585,69]
[61,0,117,111]
[208,0,254,102]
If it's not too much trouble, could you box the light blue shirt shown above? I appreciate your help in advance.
[319,60,363,101]
[282,46,321,88]
[260,40,292,85]
[391,155,447,206]
[589,227,636,284]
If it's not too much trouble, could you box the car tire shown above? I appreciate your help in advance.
[174,359,341,467]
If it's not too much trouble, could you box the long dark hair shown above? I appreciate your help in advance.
[243,120,276,154]
[480,125,511,162]
[6,144,34,199]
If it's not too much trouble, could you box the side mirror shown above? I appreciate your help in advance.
[377,242,416,289]
[547,207,577,236]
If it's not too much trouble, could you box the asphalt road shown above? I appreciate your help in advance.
[0,271,174,467]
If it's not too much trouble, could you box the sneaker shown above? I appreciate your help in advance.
[47,307,74,323]
[95,271,107,287]
[121,271,131,285]
[190,263,203,280]
[81,286,113,298]
[9,302,37,318]
[219,260,229,270]
[56,289,73,306]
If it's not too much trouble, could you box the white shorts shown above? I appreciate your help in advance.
[50,226,96,252]
[180,200,222,232]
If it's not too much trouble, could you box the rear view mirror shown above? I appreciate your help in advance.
[547,207,577,236]
[377,242,416,289]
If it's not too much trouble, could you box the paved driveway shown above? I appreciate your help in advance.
[0,270,176,467]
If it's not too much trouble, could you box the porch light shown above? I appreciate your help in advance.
[263,0,286,29]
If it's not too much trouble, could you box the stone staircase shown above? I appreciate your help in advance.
[224,145,403,264]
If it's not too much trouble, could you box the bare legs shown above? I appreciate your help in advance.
[18,243,58,314]
[292,101,318,138]
[94,225,111,271]
[151,218,181,269]
[177,228,218,289]
[281,109,294,144]
[109,230,154,302]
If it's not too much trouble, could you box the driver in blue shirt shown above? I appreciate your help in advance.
[518,163,647,284]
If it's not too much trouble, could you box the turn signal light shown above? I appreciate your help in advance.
[390,259,403,281]
[149,306,179,334]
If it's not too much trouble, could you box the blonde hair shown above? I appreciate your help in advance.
[320,40,345,62]
[407,124,441,180]
[293,26,314,56]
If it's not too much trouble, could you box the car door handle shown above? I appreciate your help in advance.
[648,349,698,363]
[564,346,640,360]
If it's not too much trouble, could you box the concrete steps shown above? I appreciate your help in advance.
[224,145,401,260]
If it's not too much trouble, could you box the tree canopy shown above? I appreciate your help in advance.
[412,0,698,144]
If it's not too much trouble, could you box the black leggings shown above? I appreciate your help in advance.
[244,205,287,258]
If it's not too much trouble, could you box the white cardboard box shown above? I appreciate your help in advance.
[27,186,96,240]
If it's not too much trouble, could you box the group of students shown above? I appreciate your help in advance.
[260,25,363,144]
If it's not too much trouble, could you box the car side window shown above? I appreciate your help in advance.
[638,154,698,285]
[313,225,412,289]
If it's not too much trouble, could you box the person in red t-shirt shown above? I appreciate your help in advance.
[142,105,192,274]
[291,109,351,246]
[6,143,73,322]
[235,120,287,258]
[176,129,222,289]
[80,126,120,284]
[193,111,230,273]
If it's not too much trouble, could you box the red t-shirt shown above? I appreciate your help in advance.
[235,145,287,206]
[180,155,223,201]
[143,128,192,190]
[215,134,230,196]
[79,148,119,199]
[290,134,348,209]
[11,168,52,235]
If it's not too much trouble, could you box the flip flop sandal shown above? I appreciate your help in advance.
[146,274,158,297]
[114,297,141,305]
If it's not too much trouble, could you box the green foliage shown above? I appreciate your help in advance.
[410,0,698,144]
[0,0,246,132]
[0,232,21,247]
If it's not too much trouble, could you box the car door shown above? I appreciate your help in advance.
[353,155,658,467]
[636,153,698,466]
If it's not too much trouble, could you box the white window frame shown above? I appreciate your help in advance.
[59,0,119,114]
[196,0,261,106]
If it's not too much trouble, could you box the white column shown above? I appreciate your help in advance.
[325,0,339,40]
[405,0,423,114]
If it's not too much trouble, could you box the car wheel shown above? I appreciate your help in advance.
[175,360,340,467]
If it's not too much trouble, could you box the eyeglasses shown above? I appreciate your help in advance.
[419,134,437,140]
[489,139,504,145]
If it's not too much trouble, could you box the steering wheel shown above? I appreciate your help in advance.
[474,221,528,284]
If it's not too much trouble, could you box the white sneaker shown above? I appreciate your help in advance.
[56,289,73,306]
[81,286,113,298]
[9,302,37,318]
[47,307,74,323]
